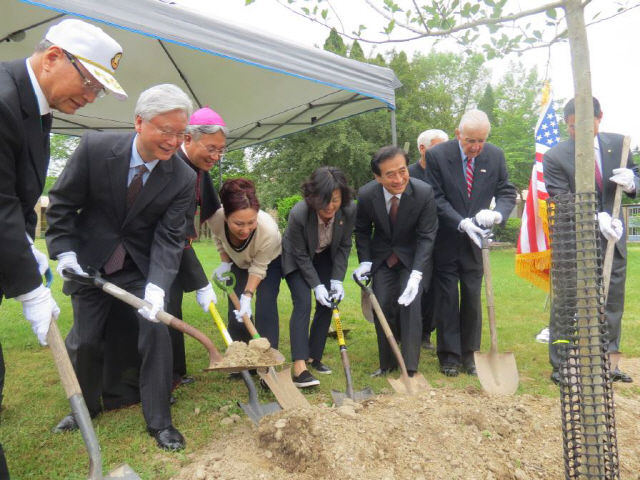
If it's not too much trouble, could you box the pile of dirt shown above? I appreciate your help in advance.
[212,339,281,369]
[171,359,640,480]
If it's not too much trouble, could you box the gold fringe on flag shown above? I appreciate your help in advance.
[515,251,550,292]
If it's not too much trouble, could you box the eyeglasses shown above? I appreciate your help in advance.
[148,122,187,141]
[63,50,107,98]
[197,141,227,156]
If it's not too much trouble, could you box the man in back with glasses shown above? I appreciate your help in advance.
[0,18,125,477]
[46,84,196,451]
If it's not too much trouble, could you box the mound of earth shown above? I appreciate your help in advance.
[172,359,640,480]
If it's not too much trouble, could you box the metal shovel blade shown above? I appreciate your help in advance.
[239,399,281,425]
[474,350,519,396]
[331,387,374,407]
[102,463,142,479]
[387,373,431,395]
[257,366,310,410]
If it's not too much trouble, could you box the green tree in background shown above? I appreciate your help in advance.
[477,84,497,125]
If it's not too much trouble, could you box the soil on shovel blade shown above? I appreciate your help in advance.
[212,339,279,369]
[171,358,640,480]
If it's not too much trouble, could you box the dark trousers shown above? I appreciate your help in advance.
[549,245,627,368]
[420,258,435,340]
[167,277,187,384]
[433,239,483,367]
[67,262,173,430]
[226,256,282,349]
[287,248,333,362]
[372,262,422,371]
[0,444,8,480]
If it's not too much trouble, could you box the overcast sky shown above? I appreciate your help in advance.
[175,0,640,149]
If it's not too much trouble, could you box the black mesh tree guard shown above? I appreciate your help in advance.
[548,192,618,479]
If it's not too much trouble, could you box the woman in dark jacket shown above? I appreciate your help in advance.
[282,167,356,387]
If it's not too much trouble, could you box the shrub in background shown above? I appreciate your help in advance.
[494,217,522,245]
[276,194,303,231]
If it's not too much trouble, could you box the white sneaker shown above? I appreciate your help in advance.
[536,327,550,344]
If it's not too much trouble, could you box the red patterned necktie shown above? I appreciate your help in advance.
[466,157,474,198]
[386,195,399,268]
[594,154,603,193]
[104,165,149,274]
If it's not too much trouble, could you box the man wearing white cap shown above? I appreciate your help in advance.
[0,18,125,477]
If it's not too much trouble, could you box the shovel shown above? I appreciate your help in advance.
[208,301,281,424]
[44,269,140,479]
[601,135,631,372]
[474,233,519,395]
[329,297,374,406]
[63,267,281,373]
[213,274,310,409]
[353,273,430,395]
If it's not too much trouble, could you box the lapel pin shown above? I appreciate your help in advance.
[339,220,343,225]
[607,149,612,153]
[480,169,487,173]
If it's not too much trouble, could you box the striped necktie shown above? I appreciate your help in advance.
[466,157,474,198]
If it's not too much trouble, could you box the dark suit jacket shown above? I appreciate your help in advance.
[174,149,220,292]
[355,178,438,274]
[46,132,196,294]
[425,139,516,262]
[0,59,50,299]
[282,201,356,287]
[543,132,639,258]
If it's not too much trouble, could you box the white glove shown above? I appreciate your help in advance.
[330,280,345,302]
[313,284,332,308]
[597,212,623,243]
[610,168,636,193]
[475,209,503,228]
[233,293,252,323]
[56,252,87,280]
[16,285,59,346]
[459,218,487,249]
[353,262,372,281]
[213,262,233,282]
[398,270,422,306]
[138,283,164,323]
[196,283,216,312]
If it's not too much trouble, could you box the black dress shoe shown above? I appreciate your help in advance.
[550,369,561,386]
[148,425,185,451]
[421,339,435,350]
[370,368,393,378]
[52,413,79,433]
[440,364,459,377]
[462,364,477,376]
[612,368,633,383]
[180,376,195,386]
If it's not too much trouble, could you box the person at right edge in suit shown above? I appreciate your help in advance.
[283,167,356,388]
[354,146,438,378]
[544,96,639,385]
[425,110,516,378]
[0,19,126,478]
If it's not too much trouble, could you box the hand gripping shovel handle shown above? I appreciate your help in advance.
[213,273,259,339]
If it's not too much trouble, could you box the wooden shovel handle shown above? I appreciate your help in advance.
[46,317,82,399]
[227,289,260,339]
[101,282,223,364]
[481,239,498,355]
[603,135,631,301]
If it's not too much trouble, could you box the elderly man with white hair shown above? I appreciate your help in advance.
[409,128,449,350]
[425,110,516,378]
[46,84,196,450]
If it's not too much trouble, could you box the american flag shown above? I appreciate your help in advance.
[515,84,559,291]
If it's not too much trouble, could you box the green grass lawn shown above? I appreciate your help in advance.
[1,240,639,479]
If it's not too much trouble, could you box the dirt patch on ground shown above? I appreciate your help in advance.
[172,358,640,480]
[212,339,282,370]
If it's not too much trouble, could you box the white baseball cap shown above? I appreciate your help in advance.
[45,19,127,100]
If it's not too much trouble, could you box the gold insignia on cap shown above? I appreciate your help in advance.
[111,52,122,70]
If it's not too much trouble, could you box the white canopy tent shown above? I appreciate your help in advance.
[1,0,401,150]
